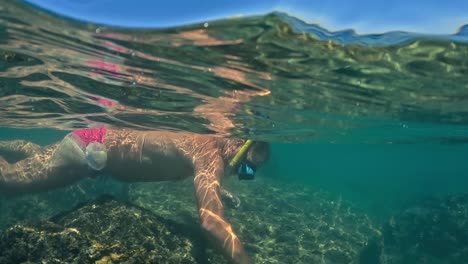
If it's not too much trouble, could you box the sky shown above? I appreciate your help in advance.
[25,0,468,34]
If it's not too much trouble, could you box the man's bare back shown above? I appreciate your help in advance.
[0,127,269,264]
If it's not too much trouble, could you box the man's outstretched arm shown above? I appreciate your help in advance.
[193,150,251,264]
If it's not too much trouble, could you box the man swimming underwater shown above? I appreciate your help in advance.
[0,40,272,262]
[0,128,269,264]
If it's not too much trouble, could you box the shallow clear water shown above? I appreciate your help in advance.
[1,2,468,264]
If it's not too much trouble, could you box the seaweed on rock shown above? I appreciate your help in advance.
[381,193,468,264]
[0,196,205,264]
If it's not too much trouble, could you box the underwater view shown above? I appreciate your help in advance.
[1,1,468,263]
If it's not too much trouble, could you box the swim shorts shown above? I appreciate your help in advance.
[70,128,107,171]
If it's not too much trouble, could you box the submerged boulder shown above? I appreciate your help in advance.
[0,196,201,264]
[381,193,468,264]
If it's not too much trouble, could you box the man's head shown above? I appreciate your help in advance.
[245,141,270,167]
[236,141,269,180]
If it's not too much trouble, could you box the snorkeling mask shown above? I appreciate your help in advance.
[237,160,256,180]
[227,139,257,181]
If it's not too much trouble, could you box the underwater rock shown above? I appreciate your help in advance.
[381,193,468,264]
[0,196,199,264]
[0,177,130,230]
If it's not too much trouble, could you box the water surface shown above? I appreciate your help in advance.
[1,2,468,143]
[1,2,468,263]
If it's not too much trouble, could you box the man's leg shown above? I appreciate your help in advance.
[0,140,42,162]
[0,135,92,194]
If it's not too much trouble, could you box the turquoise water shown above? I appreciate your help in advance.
[1,1,468,263]
[267,143,468,219]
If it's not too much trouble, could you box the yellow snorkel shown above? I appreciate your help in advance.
[227,139,254,176]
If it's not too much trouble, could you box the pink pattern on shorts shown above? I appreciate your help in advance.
[72,128,107,147]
